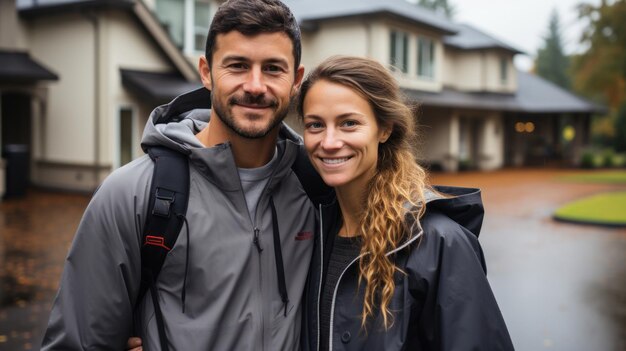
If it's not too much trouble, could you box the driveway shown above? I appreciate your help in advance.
[0,169,625,350]
[431,169,626,351]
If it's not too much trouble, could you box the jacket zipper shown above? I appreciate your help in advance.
[316,204,324,351]
[325,223,424,351]
[328,254,362,351]
[253,227,263,252]
[250,155,281,351]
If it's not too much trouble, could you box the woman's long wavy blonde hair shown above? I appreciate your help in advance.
[297,55,428,329]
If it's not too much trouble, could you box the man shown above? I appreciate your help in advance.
[41,0,324,349]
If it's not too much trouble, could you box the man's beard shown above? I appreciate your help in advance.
[211,91,290,139]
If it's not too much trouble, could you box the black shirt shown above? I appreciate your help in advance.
[319,232,362,351]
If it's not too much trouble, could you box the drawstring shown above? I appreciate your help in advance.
[269,197,289,316]
[173,203,288,317]
[176,213,190,314]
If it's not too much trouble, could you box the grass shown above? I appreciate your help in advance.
[554,192,626,226]
[557,170,626,184]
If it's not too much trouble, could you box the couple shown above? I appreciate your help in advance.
[42,0,513,350]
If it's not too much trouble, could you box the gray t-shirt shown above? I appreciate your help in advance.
[238,149,278,222]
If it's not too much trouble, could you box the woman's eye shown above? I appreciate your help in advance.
[305,122,323,130]
[342,120,358,127]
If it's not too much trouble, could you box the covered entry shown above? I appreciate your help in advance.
[0,50,58,197]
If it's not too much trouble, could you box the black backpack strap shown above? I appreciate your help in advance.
[135,146,190,351]
[291,144,334,207]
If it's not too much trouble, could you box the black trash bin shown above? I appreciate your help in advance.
[3,144,30,198]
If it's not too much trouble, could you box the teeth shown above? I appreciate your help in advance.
[322,157,349,164]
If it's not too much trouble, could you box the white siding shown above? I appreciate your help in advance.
[301,19,370,72]
[443,48,517,93]
[29,13,95,164]
[104,10,171,165]
[300,19,445,93]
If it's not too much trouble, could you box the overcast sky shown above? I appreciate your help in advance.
[449,0,601,71]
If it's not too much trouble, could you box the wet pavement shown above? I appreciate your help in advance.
[431,169,626,351]
[0,191,89,350]
[0,169,624,350]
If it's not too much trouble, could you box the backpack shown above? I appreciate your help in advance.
[135,144,331,350]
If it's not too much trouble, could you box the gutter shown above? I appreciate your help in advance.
[82,10,101,190]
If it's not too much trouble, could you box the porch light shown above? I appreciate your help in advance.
[563,125,576,141]
[515,122,535,133]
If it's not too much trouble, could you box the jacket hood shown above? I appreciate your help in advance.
[425,185,484,238]
[140,87,305,153]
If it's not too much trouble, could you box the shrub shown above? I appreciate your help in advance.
[580,151,594,168]
[611,153,626,168]
[580,149,604,168]
[603,149,616,167]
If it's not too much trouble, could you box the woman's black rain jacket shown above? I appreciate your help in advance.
[301,186,514,351]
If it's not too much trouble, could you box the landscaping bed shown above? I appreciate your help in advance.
[553,191,626,227]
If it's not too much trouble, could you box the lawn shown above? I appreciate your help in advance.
[557,171,626,184]
[554,192,626,226]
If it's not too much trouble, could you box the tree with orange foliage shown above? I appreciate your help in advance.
[572,0,626,149]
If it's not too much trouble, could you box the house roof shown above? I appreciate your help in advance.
[17,0,199,82]
[404,70,605,114]
[444,24,524,54]
[17,0,134,14]
[515,71,606,113]
[0,50,59,82]
[283,0,458,34]
[120,69,201,104]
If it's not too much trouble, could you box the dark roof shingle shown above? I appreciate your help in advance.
[404,70,605,114]
[120,69,201,104]
[0,50,59,82]
[444,23,524,54]
[283,0,458,34]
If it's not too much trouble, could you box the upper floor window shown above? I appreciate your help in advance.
[194,0,211,53]
[390,30,409,73]
[417,36,435,79]
[500,57,508,83]
[156,0,211,55]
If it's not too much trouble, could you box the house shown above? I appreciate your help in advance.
[0,0,603,197]
[281,0,604,171]
[0,0,201,194]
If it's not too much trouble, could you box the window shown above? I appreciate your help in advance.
[194,0,211,52]
[156,0,185,48]
[119,108,134,167]
[390,30,409,73]
[500,57,508,83]
[417,37,435,79]
[156,0,211,54]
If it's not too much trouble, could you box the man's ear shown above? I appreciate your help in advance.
[292,64,305,94]
[199,56,212,90]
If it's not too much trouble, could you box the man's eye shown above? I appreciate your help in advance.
[265,65,283,73]
[229,63,247,70]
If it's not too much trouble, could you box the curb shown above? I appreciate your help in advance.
[552,215,626,228]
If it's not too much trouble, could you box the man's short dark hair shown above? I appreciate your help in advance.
[205,0,302,71]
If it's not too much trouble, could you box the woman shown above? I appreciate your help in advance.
[297,55,513,351]
[127,55,513,351]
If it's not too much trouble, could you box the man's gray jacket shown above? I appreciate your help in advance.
[41,88,318,350]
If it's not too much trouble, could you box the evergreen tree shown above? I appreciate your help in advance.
[535,9,571,89]
[416,0,455,18]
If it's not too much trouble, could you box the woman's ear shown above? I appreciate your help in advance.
[379,124,392,143]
